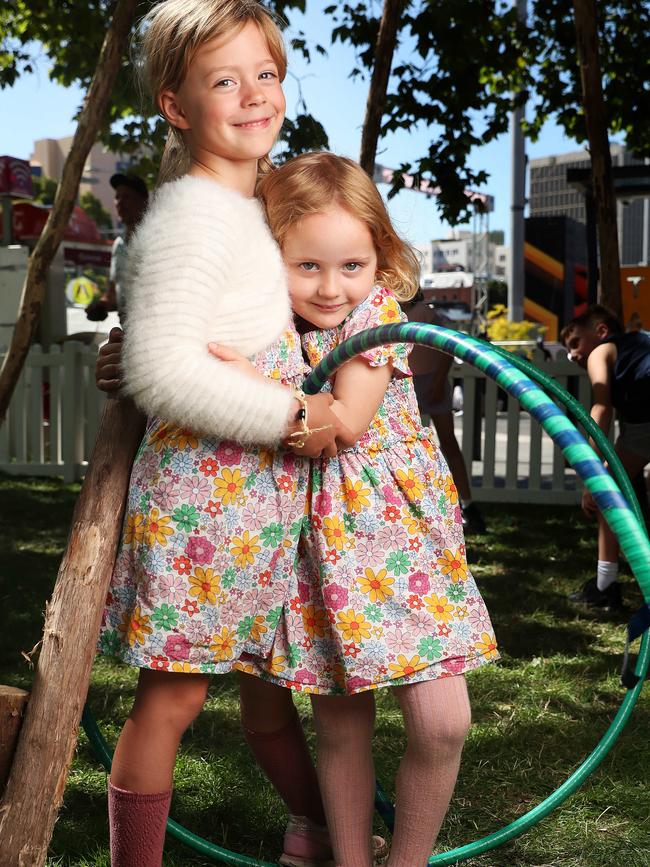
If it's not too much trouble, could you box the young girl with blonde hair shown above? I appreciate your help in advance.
[100,3,342,865]
[215,152,499,866]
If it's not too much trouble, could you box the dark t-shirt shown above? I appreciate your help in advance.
[603,331,650,423]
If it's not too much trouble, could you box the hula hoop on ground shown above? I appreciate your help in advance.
[82,323,649,866]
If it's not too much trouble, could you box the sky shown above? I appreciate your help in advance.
[0,6,585,250]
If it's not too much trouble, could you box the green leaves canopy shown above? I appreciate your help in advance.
[3,0,649,220]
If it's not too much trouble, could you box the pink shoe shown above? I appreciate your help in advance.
[278,815,335,867]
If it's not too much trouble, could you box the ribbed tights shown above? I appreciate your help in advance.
[311,676,471,867]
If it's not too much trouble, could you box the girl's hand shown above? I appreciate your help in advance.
[96,327,124,392]
[581,489,598,517]
[207,342,267,382]
[283,393,340,458]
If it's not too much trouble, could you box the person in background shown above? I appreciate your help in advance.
[85,173,148,324]
[562,304,650,609]
[405,294,487,535]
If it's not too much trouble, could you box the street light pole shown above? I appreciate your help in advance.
[507,0,527,322]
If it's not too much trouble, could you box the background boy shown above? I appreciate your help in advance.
[561,304,650,608]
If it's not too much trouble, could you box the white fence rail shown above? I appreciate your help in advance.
[0,342,106,484]
[1,344,593,502]
[448,356,592,504]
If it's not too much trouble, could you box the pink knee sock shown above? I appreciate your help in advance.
[311,692,376,867]
[388,677,471,867]
[108,780,172,867]
[243,710,327,827]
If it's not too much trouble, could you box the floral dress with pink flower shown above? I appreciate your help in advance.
[98,325,310,674]
[242,286,498,695]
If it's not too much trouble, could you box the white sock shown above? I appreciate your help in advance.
[596,560,619,591]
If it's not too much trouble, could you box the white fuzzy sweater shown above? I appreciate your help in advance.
[122,174,294,445]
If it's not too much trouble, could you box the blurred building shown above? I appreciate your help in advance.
[417,231,510,282]
[30,137,135,231]
[529,144,650,266]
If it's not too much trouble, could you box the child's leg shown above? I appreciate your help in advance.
[310,691,376,867]
[387,676,471,867]
[596,446,647,589]
[239,673,326,825]
[109,668,209,867]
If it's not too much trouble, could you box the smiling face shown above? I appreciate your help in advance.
[160,20,285,181]
[283,205,378,330]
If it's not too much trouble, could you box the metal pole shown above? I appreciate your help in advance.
[1,196,11,246]
[507,0,527,322]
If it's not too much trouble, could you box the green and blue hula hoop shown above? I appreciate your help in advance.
[82,323,649,866]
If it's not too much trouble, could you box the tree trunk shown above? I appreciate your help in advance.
[0,687,29,795]
[359,0,408,177]
[0,0,139,425]
[0,398,145,867]
[572,0,622,318]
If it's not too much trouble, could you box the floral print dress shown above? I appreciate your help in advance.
[99,325,310,674]
[242,286,498,695]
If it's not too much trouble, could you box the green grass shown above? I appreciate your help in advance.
[1,475,649,866]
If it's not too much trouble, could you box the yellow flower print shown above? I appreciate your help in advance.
[455,605,469,620]
[357,568,395,604]
[341,478,371,513]
[258,449,274,471]
[213,467,245,505]
[118,606,153,647]
[143,508,174,546]
[395,468,424,502]
[124,512,145,545]
[323,516,347,551]
[148,423,198,452]
[268,655,287,675]
[401,507,425,536]
[444,477,459,505]
[302,604,329,638]
[167,428,199,451]
[233,661,255,675]
[171,661,201,673]
[379,298,402,324]
[230,531,261,567]
[424,594,455,623]
[248,615,268,642]
[188,567,221,604]
[209,626,237,661]
[336,609,372,643]
[475,632,498,659]
[437,548,468,583]
[389,654,429,678]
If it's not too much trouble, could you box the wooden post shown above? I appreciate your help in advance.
[0,397,145,867]
[0,688,29,795]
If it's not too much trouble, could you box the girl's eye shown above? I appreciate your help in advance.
[260,70,278,80]
[215,78,235,88]
[343,263,362,272]
[299,262,318,272]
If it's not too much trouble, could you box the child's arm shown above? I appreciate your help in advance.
[586,342,617,443]
[329,357,393,449]
[582,341,617,516]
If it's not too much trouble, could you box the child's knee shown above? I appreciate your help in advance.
[132,674,208,734]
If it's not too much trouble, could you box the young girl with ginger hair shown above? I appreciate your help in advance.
[215,152,499,867]
[99,3,343,866]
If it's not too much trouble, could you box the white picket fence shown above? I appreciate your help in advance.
[0,342,106,484]
[0,343,593,502]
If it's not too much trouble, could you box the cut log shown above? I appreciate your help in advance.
[0,397,145,867]
[0,687,29,795]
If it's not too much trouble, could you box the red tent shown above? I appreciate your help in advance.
[11,201,103,243]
